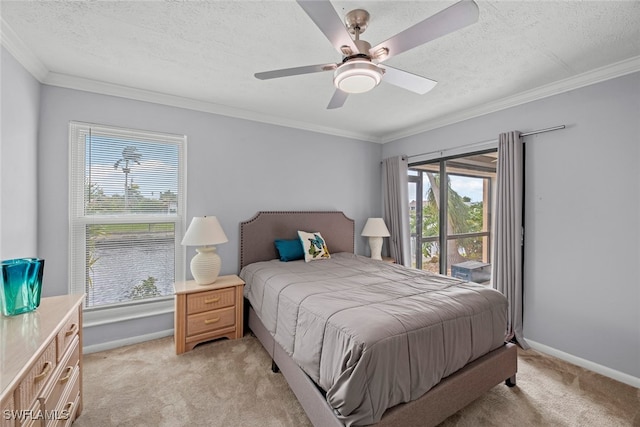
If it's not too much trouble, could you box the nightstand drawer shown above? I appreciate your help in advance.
[187,306,235,336]
[186,287,235,314]
[16,339,57,410]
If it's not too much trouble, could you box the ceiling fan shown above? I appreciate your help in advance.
[255,0,479,109]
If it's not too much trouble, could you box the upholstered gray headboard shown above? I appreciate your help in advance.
[239,211,355,270]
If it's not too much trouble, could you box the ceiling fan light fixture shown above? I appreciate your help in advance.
[333,60,383,94]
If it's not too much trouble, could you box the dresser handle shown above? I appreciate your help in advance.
[65,323,78,336]
[204,297,221,304]
[204,317,220,325]
[34,361,52,382]
[62,401,74,416]
[60,366,74,383]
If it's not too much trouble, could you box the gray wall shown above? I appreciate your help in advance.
[383,72,640,381]
[36,84,382,347]
[0,47,40,259]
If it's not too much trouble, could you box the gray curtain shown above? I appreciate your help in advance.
[382,156,411,267]
[493,131,529,348]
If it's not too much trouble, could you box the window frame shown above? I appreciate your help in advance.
[409,148,496,277]
[68,121,186,322]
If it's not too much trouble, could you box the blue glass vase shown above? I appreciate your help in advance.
[0,258,45,316]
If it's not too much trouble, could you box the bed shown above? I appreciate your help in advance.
[239,211,517,427]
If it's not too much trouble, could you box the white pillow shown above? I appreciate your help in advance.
[297,231,331,262]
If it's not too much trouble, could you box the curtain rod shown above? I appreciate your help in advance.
[520,125,565,137]
[407,125,566,162]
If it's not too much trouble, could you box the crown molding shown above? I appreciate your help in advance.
[33,57,640,145]
[0,18,378,143]
[43,72,378,143]
[0,17,48,81]
[379,55,640,143]
[2,14,637,145]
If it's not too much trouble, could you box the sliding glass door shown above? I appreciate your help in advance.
[409,151,497,283]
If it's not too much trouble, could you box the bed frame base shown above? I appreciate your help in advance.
[249,306,517,427]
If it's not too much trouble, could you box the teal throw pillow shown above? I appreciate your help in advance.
[274,239,305,262]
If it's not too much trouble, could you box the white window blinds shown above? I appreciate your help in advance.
[69,122,186,309]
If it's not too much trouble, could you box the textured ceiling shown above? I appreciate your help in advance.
[1,1,639,142]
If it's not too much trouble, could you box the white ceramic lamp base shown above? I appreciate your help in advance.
[368,236,383,260]
[190,246,222,285]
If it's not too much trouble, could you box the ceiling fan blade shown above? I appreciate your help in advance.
[381,65,437,94]
[255,63,337,80]
[370,0,479,62]
[327,89,348,109]
[296,0,359,55]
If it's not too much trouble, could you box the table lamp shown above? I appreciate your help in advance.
[181,216,228,285]
[361,218,390,260]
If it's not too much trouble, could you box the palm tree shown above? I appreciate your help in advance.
[113,146,142,210]
[424,173,475,269]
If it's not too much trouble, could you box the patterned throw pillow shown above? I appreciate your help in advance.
[297,231,331,262]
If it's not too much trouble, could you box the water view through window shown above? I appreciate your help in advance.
[70,122,185,309]
[85,224,175,307]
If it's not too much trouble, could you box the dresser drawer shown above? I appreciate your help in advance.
[56,310,79,362]
[48,369,79,427]
[20,399,41,427]
[1,392,15,427]
[186,288,235,314]
[40,336,79,416]
[187,306,235,336]
[16,340,57,411]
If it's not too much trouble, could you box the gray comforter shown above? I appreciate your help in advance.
[240,253,507,426]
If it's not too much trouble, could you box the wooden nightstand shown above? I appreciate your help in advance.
[174,275,245,355]
[382,256,396,264]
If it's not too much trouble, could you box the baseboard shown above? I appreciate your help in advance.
[83,329,174,354]
[526,339,640,389]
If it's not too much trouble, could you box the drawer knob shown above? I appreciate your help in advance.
[204,297,221,304]
[65,323,79,336]
[204,317,220,325]
[34,361,52,382]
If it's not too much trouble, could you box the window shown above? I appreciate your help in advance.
[409,150,496,283]
[69,122,186,311]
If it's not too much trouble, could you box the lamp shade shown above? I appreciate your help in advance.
[181,216,228,246]
[361,218,391,237]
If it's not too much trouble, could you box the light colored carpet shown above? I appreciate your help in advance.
[74,335,639,427]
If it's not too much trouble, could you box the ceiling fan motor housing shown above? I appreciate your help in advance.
[333,38,383,94]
